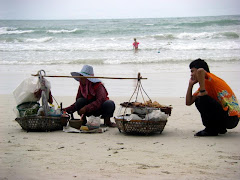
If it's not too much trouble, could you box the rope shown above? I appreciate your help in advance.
[122,72,152,131]
[123,79,140,117]
[51,95,59,107]
[139,80,152,102]
[123,73,152,115]
[38,70,49,116]
[135,81,141,102]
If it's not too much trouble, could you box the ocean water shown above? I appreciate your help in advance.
[0,15,240,99]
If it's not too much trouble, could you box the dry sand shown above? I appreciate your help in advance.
[1,94,240,180]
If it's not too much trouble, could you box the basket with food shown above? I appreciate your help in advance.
[114,73,172,135]
[14,70,69,132]
[15,115,69,132]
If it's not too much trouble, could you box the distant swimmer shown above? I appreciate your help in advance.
[133,38,139,50]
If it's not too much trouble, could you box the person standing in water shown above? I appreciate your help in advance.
[133,38,139,50]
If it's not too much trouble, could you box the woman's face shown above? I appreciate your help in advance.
[79,76,86,85]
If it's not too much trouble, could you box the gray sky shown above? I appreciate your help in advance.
[0,0,239,20]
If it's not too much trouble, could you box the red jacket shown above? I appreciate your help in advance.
[65,82,109,114]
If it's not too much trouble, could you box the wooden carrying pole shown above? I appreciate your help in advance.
[32,73,147,80]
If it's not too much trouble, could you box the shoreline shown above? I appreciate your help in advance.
[1,62,240,99]
[1,94,240,180]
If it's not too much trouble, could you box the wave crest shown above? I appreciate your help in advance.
[152,31,239,40]
[0,27,34,35]
[47,28,79,34]
[178,19,240,27]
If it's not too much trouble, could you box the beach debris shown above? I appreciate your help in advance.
[27,149,39,151]
[116,143,124,145]
[207,143,216,147]
[162,171,171,174]
[137,164,160,169]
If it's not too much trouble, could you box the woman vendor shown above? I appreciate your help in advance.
[63,65,116,127]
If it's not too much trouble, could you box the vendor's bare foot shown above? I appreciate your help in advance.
[104,117,117,128]
[105,122,117,128]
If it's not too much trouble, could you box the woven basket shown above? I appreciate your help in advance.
[15,116,69,132]
[114,117,167,135]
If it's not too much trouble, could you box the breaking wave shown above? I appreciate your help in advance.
[177,19,240,27]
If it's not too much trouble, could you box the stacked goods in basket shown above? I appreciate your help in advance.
[14,70,69,132]
[115,100,172,135]
[15,101,69,132]
[120,100,172,116]
[121,100,165,108]
[114,73,173,134]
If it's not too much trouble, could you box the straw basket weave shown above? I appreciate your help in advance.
[15,116,69,132]
[115,118,167,135]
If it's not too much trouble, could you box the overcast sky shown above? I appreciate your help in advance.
[0,0,239,20]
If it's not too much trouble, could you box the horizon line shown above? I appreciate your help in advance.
[0,14,239,21]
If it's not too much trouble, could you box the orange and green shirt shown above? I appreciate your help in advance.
[194,72,240,117]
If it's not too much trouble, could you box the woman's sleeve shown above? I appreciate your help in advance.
[76,85,82,101]
[84,84,107,113]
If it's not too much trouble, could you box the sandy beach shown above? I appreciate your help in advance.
[1,9,240,180]
[1,94,240,180]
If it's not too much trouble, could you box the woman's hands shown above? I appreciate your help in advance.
[79,106,87,115]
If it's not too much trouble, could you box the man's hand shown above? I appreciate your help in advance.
[186,77,198,106]
[189,77,198,87]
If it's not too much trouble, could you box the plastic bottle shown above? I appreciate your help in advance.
[37,107,45,116]
[61,110,68,117]
[49,104,55,115]
[55,106,61,115]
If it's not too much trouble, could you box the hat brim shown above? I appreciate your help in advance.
[71,72,101,83]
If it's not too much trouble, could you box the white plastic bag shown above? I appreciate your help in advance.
[86,116,101,129]
[13,77,51,106]
[146,110,168,121]
[127,114,143,121]
[13,77,41,105]
[13,106,20,118]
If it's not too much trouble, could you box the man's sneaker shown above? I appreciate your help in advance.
[218,129,227,134]
[194,129,218,136]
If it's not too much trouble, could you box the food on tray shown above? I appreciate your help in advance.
[120,100,172,116]
[120,100,168,108]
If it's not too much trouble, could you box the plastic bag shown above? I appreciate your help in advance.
[13,106,20,118]
[13,77,51,106]
[86,116,101,129]
[13,77,41,105]
[127,114,142,121]
[146,110,168,121]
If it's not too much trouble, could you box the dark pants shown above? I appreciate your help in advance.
[195,95,239,133]
[74,98,115,118]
